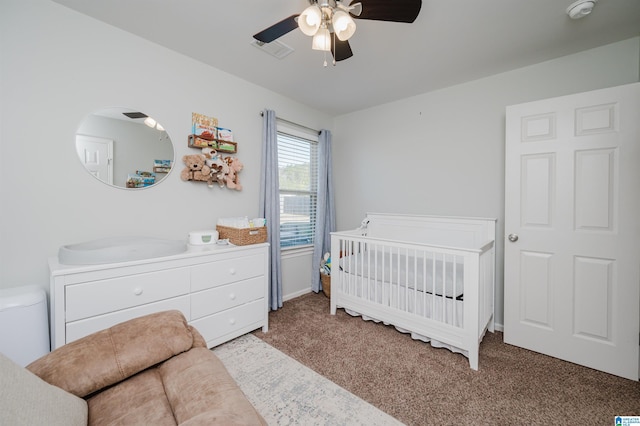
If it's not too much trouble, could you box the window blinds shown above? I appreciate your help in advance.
[277,132,318,248]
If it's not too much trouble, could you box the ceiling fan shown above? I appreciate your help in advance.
[253,0,422,64]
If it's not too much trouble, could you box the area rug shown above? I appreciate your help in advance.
[213,334,403,425]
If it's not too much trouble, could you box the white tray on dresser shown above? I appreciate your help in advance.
[49,243,269,350]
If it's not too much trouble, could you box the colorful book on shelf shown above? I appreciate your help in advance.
[192,112,218,141]
[216,127,233,142]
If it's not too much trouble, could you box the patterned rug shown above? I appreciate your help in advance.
[213,334,403,426]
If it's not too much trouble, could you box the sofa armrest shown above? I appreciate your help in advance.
[189,325,207,348]
[27,310,195,398]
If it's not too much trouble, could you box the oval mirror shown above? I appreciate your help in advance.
[75,107,174,189]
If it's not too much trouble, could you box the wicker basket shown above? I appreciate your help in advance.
[216,225,267,246]
[321,274,331,298]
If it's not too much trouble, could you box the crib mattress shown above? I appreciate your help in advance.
[339,249,464,298]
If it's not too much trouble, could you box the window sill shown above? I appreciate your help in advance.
[281,244,314,258]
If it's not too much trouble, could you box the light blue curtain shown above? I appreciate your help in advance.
[311,129,336,293]
[259,109,283,310]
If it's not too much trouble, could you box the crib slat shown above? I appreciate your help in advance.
[381,245,387,306]
[339,239,344,294]
[350,239,355,295]
[452,254,457,323]
[413,248,418,314]
[422,249,427,318]
[440,253,447,322]
[431,254,436,320]
[404,247,409,312]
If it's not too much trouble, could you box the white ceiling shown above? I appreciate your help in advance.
[52,0,640,116]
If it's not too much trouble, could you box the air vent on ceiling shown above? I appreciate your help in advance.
[250,39,294,59]
[122,112,148,119]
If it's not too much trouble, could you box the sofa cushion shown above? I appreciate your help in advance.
[28,310,194,397]
[159,347,267,425]
[0,352,87,426]
[86,368,177,426]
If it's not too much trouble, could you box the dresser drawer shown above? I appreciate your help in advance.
[190,299,265,346]
[191,276,264,320]
[190,254,264,292]
[66,296,190,344]
[65,268,190,322]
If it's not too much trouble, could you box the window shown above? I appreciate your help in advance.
[277,129,319,248]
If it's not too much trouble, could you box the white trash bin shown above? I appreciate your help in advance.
[0,285,50,366]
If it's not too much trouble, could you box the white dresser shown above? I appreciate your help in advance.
[49,243,269,349]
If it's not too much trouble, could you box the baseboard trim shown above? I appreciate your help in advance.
[494,322,504,332]
[283,288,312,302]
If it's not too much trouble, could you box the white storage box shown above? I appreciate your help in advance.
[189,230,219,245]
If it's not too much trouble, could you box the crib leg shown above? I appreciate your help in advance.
[330,298,337,315]
[469,347,479,371]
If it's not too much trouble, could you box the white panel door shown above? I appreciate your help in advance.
[504,83,640,380]
[76,135,113,184]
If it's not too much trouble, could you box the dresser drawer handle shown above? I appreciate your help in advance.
[229,268,236,275]
[229,318,236,325]
[133,287,143,296]
[229,293,236,300]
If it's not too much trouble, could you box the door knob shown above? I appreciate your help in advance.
[508,233,519,242]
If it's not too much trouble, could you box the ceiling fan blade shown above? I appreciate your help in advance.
[332,38,353,62]
[253,14,300,43]
[352,0,421,23]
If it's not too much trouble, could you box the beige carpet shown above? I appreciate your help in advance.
[253,292,640,425]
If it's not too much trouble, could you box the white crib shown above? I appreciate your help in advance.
[330,213,496,370]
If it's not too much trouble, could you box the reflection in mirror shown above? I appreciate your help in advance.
[75,108,174,189]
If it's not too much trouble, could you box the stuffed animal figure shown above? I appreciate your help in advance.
[200,147,228,187]
[201,147,217,160]
[180,154,211,182]
[224,157,243,191]
[211,159,229,188]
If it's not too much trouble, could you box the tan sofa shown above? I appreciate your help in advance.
[1,310,266,425]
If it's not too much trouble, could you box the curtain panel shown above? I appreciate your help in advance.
[311,129,336,293]
[259,109,283,310]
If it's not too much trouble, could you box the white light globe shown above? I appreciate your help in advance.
[312,27,331,51]
[332,10,356,41]
[299,5,322,36]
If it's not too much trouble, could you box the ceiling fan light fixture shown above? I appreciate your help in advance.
[333,10,356,41]
[312,27,331,51]
[299,5,322,36]
[253,0,422,65]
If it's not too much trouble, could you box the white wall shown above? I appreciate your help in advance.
[0,0,332,296]
[332,37,640,327]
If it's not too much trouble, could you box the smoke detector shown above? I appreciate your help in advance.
[566,0,597,19]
